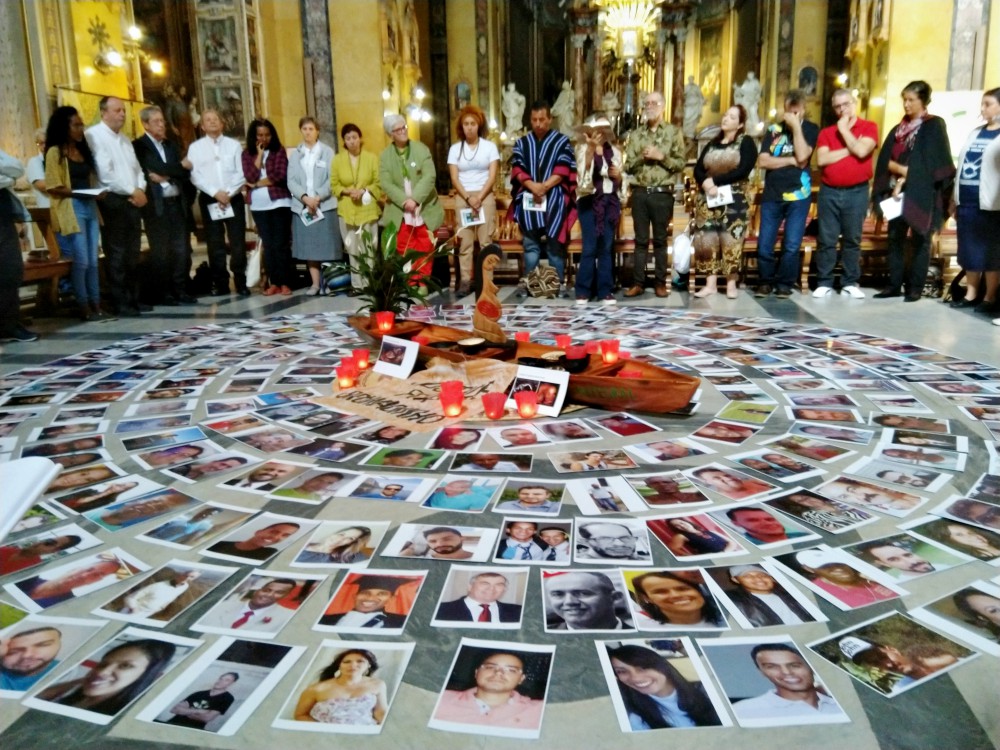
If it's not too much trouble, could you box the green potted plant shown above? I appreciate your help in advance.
[352,223,454,317]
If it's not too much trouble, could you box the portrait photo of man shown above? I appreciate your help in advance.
[317,573,422,632]
[434,570,525,627]
[543,571,635,632]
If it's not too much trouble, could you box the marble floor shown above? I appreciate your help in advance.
[1,270,999,750]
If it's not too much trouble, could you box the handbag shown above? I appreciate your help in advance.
[245,238,262,289]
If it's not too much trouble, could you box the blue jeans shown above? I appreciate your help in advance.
[816,183,869,288]
[521,227,565,283]
[57,198,101,306]
[756,198,810,290]
[575,199,614,299]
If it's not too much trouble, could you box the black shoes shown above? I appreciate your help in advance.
[950,297,977,308]
[774,287,792,299]
[237,287,251,297]
[904,294,922,302]
[874,288,902,299]
[1,325,39,342]
[754,284,772,298]
[177,294,199,304]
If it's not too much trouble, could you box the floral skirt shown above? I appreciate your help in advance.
[691,189,749,276]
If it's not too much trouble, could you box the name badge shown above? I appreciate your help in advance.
[316,161,327,168]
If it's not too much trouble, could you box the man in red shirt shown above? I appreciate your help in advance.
[813,89,878,299]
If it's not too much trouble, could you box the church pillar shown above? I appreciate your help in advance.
[299,0,336,141]
[571,32,587,124]
[654,28,668,95]
[671,28,687,126]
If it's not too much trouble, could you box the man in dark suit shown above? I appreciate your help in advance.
[317,575,407,629]
[725,565,814,627]
[133,105,196,305]
[436,571,522,624]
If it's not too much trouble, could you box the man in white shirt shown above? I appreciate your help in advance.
[197,577,296,634]
[733,643,846,723]
[85,96,148,316]
[133,105,196,305]
[187,108,248,296]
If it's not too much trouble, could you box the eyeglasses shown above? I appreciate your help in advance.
[832,100,853,110]
[589,536,636,545]
[644,100,664,109]
[391,126,407,134]
[479,663,522,675]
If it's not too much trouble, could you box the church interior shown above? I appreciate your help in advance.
[1,1,999,749]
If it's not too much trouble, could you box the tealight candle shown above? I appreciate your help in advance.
[514,331,530,342]
[439,389,464,417]
[555,334,572,350]
[352,348,370,369]
[335,364,356,388]
[374,311,395,332]
[481,391,507,419]
[440,380,464,399]
[514,390,538,418]
[599,339,620,364]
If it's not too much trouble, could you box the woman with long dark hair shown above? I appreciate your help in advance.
[44,105,106,320]
[607,644,721,729]
[37,638,176,715]
[690,104,756,298]
[293,648,387,724]
[242,118,294,295]
[629,571,726,628]
[873,80,956,302]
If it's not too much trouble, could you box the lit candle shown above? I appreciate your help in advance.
[374,311,395,332]
[440,380,464,399]
[481,391,507,419]
[439,389,464,417]
[514,390,538,418]
[555,334,572,350]
[599,339,620,363]
[352,348,370,370]
[584,340,599,354]
[514,331,530,342]
[335,364,356,389]
[565,345,587,360]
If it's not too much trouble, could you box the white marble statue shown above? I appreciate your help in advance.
[502,82,526,135]
[736,72,761,133]
[683,75,705,138]
[551,80,576,137]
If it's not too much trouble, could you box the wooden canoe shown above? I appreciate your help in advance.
[348,315,700,415]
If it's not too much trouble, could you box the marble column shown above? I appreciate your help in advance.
[654,28,668,95]
[571,33,587,124]
[671,28,687,126]
[0,0,36,157]
[299,0,336,143]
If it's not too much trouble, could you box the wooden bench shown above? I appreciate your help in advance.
[19,208,71,314]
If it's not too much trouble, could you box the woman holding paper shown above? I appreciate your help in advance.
[242,118,294,296]
[448,106,500,296]
[690,104,756,299]
[572,114,622,305]
[330,123,382,294]
[951,87,1000,313]
[873,80,955,302]
[288,116,342,296]
[44,106,106,320]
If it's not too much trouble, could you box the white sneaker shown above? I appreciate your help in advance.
[841,285,866,299]
[993,318,1000,326]
[575,297,588,306]
[812,286,833,298]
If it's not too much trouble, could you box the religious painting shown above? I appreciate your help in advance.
[697,23,723,114]
[197,16,239,76]
[201,83,245,139]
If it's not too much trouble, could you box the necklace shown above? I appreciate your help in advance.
[460,139,480,162]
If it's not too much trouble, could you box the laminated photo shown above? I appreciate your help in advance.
[431,566,528,629]
[595,637,731,730]
[271,639,415,733]
[699,635,849,727]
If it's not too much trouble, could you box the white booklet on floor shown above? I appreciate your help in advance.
[207,201,236,220]
[879,195,904,221]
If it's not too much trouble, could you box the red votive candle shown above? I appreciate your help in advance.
[599,339,620,364]
[440,380,464,399]
[619,351,631,360]
[555,334,572,350]
[412,335,430,346]
[374,311,395,332]
[352,348,370,369]
[565,345,587,360]
[439,389,464,417]
[336,364,356,388]
[514,390,538,418]
[584,340,599,354]
[514,331,530,342]
[481,391,507,419]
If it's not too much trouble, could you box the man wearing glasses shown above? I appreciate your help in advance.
[622,92,686,298]
[813,89,878,300]
[434,651,544,728]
